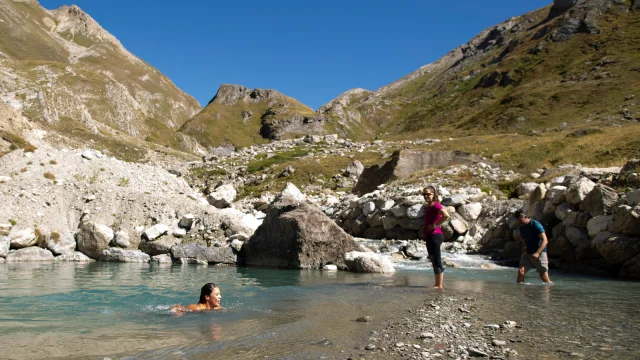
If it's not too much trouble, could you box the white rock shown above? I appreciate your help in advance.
[363,202,376,216]
[0,176,11,183]
[143,224,169,241]
[46,231,76,255]
[230,239,244,252]
[458,203,483,221]
[278,182,306,202]
[0,223,12,236]
[81,150,93,160]
[378,199,395,212]
[207,183,237,208]
[390,205,407,218]
[547,186,567,205]
[55,251,94,262]
[587,215,613,238]
[9,228,37,249]
[344,251,395,273]
[322,264,338,271]
[516,182,538,197]
[406,204,426,219]
[172,228,187,238]
[111,230,130,248]
[566,177,596,206]
[6,247,54,261]
[0,236,9,257]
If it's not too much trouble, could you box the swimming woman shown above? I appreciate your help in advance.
[423,186,449,289]
[170,283,224,313]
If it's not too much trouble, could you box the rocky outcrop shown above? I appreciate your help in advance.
[353,150,487,195]
[244,201,357,269]
[100,248,150,263]
[45,232,76,255]
[76,222,113,259]
[170,244,237,265]
[6,247,54,261]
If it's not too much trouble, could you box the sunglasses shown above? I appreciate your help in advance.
[423,193,434,196]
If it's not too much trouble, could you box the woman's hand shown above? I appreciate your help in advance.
[426,224,435,232]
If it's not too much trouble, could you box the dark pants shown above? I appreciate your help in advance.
[426,233,444,275]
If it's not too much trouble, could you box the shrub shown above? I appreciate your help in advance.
[49,160,57,165]
[43,172,56,180]
[8,219,16,226]
[119,177,130,187]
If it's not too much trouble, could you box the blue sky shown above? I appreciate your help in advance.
[40,0,551,109]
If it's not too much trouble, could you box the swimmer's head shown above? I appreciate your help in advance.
[199,283,221,307]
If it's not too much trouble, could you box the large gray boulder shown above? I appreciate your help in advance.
[344,251,395,273]
[77,222,114,259]
[566,177,596,206]
[516,182,539,197]
[441,194,469,207]
[171,244,237,264]
[587,215,613,238]
[580,167,622,182]
[565,226,590,247]
[628,189,640,207]
[449,213,469,234]
[547,186,567,205]
[581,185,618,217]
[609,205,640,236]
[139,236,181,256]
[207,183,237,208]
[405,241,427,260]
[6,247,54,261]
[55,251,94,262]
[9,228,37,249]
[46,231,76,255]
[458,203,483,221]
[101,248,150,263]
[592,232,640,266]
[245,201,357,269]
[406,204,426,219]
[547,236,575,262]
[0,236,9,257]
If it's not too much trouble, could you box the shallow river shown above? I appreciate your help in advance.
[1,254,639,359]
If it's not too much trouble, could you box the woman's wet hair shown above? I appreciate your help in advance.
[198,283,218,304]
[423,185,440,203]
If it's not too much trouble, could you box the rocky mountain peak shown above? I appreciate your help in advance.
[49,5,120,45]
[210,84,283,106]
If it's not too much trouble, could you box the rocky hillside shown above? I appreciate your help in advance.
[0,0,202,160]
[318,0,640,165]
[180,84,335,148]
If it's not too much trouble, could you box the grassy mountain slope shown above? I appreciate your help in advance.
[320,0,640,172]
[180,84,337,148]
[0,0,202,161]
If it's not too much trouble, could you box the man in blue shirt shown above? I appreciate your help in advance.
[514,210,552,284]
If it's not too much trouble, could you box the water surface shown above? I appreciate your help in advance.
[1,258,639,359]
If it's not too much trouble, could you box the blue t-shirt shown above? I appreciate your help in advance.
[519,219,547,254]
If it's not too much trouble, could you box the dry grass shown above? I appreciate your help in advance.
[43,172,55,180]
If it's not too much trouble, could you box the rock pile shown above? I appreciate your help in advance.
[480,164,640,278]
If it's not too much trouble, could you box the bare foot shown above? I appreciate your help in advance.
[432,285,444,289]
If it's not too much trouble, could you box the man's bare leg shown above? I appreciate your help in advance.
[539,271,552,283]
[517,266,526,284]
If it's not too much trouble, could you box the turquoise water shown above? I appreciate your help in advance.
[1,260,640,359]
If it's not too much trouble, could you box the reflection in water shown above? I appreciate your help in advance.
[0,263,639,359]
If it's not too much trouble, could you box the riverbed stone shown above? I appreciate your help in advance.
[592,232,640,266]
[363,227,386,239]
[54,251,94,262]
[620,254,640,278]
[245,200,357,269]
[548,236,575,262]
[565,226,590,247]
[151,254,173,264]
[362,201,376,216]
[46,231,76,255]
[344,251,395,273]
[547,186,567,205]
[406,204,426,219]
[207,183,237,208]
[0,236,10,257]
[101,248,150,263]
[449,213,469,234]
[566,177,596,206]
[398,218,423,231]
[139,236,181,256]
[76,222,114,259]
[6,247,54,261]
[458,203,483,221]
[366,213,383,228]
[110,230,131,248]
[581,184,618,217]
[609,205,640,236]
[382,216,398,230]
[9,228,37,249]
[142,224,169,241]
[405,241,427,259]
[587,215,613,238]
[178,214,195,230]
[171,244,237,264]
[555,203,576,221]
[442,194,468,207]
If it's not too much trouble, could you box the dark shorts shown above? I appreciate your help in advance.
[425,233,444,275]
[519,252,549,274]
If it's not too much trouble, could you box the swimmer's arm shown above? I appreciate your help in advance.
[185,304,203,311]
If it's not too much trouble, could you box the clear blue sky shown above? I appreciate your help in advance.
[40,0,550,109]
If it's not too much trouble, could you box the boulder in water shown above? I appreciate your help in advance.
[101,248,150,263]
[77,222,114,259]
[344,251,395,273]
[6,247,54,261]
[244,200,357,269]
